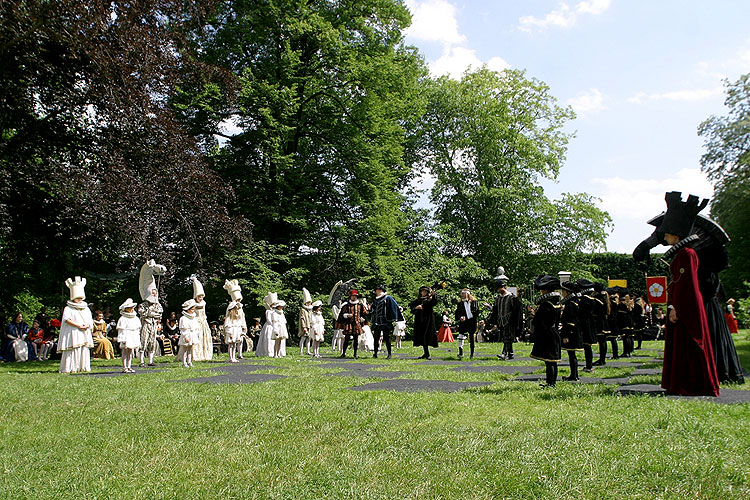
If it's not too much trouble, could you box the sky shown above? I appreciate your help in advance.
[402,0,750,252]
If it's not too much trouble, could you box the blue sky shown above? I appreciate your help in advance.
[403,0,750,252]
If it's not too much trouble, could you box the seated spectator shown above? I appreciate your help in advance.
[92,310,115,359]
[2,312,37,362]
[28,320,45,359]
[163,313,180,353]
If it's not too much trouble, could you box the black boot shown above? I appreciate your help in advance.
[458,346,463,358]
[583,345,593,371]
[470,346,474,360]
[610,339,619,359]
[543,362,556,387]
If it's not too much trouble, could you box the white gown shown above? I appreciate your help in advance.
[116,315,142,349]
[358,324,374,351]
[310,312,325,342]
[59,304,94,373]
[256,309,287,357]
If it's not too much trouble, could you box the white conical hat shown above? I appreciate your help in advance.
[302,287,312,304]
[223,279,242,301]
[65,276,86,301]
[263,292,278,310]
[192,277,205,299]
[119,298,137,310]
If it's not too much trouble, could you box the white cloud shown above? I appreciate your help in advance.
[627,87,723,104]
[592,168,713,222]
[566,88,606,116]
[404,0,465,46]
[519,0,611,33]
[430,46,510,79]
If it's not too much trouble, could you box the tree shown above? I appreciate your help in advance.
[0,0,246,317]
[698,74,750,296]
[175,0,428,297]
[418,68,611,283]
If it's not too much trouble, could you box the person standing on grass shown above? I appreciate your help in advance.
[178,299,200,368]
[224,301,246,363]
[559,280,583,382]
[616,289,634,358]
[299,288,313,356]
[59,277,94,373]
[488,268,522,361]
[117,299,141,373]
[393,306,406,348]
[310,301,325,358]
[410,285,437,360]
[337,289,367,358]
[606,290,620,360]
[454,288,479,359]
[270,300,288,358]
[530,275,562,388]
[592,283,609,366]
[371,285,400,359]
[193,278,213,361]
[575,279,597,373]
[137,289,163,367]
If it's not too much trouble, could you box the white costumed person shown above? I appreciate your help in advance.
[192,277,212,361]
[59,277,94,373]
[299,288,313,356]
[256,292,277,358]
[137,260,165,367]
[116,298,141,373]
[310,300,325,358]
[271,299,288,358]
[331,300,344,353]
[178,299,200,367]
[223,279,248,358]
[224,301,246,363]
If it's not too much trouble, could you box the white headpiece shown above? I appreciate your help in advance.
[182,299,197,311]
[273,300,287,308]
[226,300,240,311]
[65,276,86,301]
[139,259,166,301]
[263,292,278,310]
[223,279,242,301]
[192,277,205,299]
[119,298,137,311]
[302,287,312,304]
[311,300,323,308]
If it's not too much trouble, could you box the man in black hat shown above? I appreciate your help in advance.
[576,279,597,372]
[530,275,562,387]
[410,285,438,360]
[616,288,634,358]
[592,283,610,366]
[488,268,522,360]
[560,280,583,381]
[371,284,400,359]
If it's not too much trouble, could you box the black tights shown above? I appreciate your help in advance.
[583,344,593,370]
[372,326,392,358]
[566,350,579,380]
[341,335,358,357]
[596,336,607,363]
[608,337,619,359]
[545,362,558,386]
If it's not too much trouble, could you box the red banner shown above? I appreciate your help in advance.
[646,276,668,304]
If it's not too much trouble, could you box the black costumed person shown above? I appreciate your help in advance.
[592,282,610,366]
[616,288,634,358]
[633,195,744,385]
[454,288,479,359]
[488,267,522,360]
[606,289,621,360]
[631,294,646,350]
[560,280,584,381]
[530,275,562,387]
[575,279,598,372]
[371,284,400,359]
[337,289,368,358]
[411,285,438,360]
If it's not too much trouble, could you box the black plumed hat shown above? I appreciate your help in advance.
[656,191,709,240]
[534,274,561,291]
[575,278,594,290]
[561,281,580,292]
[593,282,607,292]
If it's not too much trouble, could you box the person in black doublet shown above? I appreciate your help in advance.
[530,275,562,387]
[488,267,522,360]
[616,289,634,358]
[560,280,583,381]
[592,283,610,366]
[576,279,597,372]
[454,288,479,359]
[410,286,438,359]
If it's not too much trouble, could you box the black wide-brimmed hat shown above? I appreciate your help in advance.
[593,282,607,293]
[534,274,561,291]
[576,278,594,290]
[561,281,580,292]
[656,191,709,240]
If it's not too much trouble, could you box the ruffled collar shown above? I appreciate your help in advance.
[94,319,105,324]
[664,234,699,261]
[348,299,359,304]
[535,292,561,305]
[121,310,137,318]
[182,311,196,319]
[302,304,313,311]
[67,300,88,310]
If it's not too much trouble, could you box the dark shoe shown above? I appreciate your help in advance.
[582,368,593,373]
[386,354,392,359]
[507,354,514,360]
[338,354,346,358]
[147,363,156,367]
[562,375,579,381]
[373,353,378,358]
[592,359,605,366]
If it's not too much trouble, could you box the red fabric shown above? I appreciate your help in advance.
[724,313,739,334]
[437,324,454,342]
[646,276,668,304]
[662,247,720,396]
[28,327,44,344]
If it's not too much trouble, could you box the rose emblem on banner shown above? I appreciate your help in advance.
[649,282,664,298]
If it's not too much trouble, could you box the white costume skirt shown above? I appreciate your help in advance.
[117,330,141,350]
[256,323,286,357]
[59,346,91,373]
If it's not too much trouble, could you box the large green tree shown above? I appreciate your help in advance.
[418,68,611,283]
[176,0,428,300]
[698,74,750,297]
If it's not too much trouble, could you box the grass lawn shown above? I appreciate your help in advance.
[1,334,749,500]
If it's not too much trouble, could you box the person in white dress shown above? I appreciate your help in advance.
[116,298,141,373]
[178,299,200,367]
[310,300,325,357]
[192,278,213,361]
[331,300,344,353]
[224,301,246,363]
[299,288,313,355]
[393,306,406,349]
[59,277,94,373]
[271,300,288,358]
[359,319,374,352]
[256,292,285,357]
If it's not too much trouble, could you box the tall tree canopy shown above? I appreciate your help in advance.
[418,68,611,283]
[0,0,245,314]
[698,74,750,296]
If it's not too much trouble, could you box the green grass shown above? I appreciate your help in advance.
[1,336,749,500]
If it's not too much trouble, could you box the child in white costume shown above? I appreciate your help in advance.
[271,301,288,358]
[393,306,406,349]
[178,299,200,367]
[310,301,325,357]
[223,279,248,358]
[299,288,313,355]
[117,298,141,373]
[192,278,213,361]
[359,319,374,352]
[224,301,247,363]
[59,277,94,373]
[256,292,287,357]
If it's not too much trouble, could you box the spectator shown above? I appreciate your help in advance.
[28,320,45,360]
[3,312,37,362]
[92,310,115,359]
